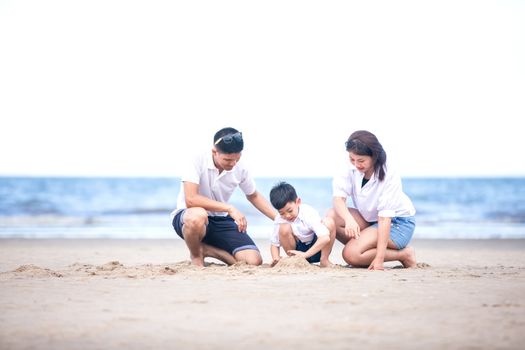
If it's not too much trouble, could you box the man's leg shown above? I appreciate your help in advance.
[202,243,236,265]
[233,249,262,266]
[180,208,209,267]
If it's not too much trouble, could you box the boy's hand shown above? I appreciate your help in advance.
[287,250,307,259]
[270,257,280,267]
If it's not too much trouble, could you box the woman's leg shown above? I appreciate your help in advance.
[326,207,370,244]
[342,226,416,268]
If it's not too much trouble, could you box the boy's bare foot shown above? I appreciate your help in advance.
[400,246,417,268]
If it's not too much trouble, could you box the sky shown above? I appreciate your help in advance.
[1,0,524,178]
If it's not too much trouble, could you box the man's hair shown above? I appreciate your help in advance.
[213,127,244,154]
[269,181,298,210]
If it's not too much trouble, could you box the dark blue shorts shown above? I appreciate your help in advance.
[172,210,259,255]
[295,235,322,263]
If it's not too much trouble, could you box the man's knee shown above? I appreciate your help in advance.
[235,250,262,266]
[183,208,207,235]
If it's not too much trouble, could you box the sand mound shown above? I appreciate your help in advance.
[272,256,317,270]
[11,264,63,278]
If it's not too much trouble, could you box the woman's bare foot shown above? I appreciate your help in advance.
[400,246,417,268]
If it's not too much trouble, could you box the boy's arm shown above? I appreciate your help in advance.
[288,208,330,259]
[270,245,281,267]
[289,235,329,259]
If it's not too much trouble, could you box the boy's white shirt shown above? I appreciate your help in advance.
[270,203,329,247]
[331,161,415,222]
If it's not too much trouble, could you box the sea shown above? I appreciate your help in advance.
[1,176,524,240]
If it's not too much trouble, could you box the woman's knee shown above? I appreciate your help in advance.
[342,243,360,265]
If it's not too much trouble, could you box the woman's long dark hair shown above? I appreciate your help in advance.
[345,130,387,181]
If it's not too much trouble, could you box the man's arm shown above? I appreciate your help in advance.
[184,182,246,231]
[184,182,232,212]
[246,190,277,220]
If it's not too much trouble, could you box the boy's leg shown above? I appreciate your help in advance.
[277,224,297,256]
[319,217,336,267]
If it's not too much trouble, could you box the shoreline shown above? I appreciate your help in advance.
[1,238,524,349]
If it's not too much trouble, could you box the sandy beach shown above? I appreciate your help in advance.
[1,238,524,350]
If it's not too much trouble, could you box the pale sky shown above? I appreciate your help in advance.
[1,0,524,178]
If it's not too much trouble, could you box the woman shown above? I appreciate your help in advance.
[328,130,417,270]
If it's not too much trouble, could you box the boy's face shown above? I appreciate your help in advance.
[278,198,301,222]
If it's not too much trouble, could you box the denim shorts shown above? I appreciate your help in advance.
[371,216,416,249]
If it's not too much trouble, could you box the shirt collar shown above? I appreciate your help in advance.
[207,152,234,174]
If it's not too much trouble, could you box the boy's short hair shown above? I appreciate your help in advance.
[213,127,244,154]
[269,181,298,210]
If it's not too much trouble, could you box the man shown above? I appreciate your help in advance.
[171,127,276,266]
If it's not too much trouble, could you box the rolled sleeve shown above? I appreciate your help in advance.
[332,175,350,198]
[377,171,402,218]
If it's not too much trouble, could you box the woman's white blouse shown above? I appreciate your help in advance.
[332,163,415,223]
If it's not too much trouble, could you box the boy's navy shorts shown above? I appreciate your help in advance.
[172,209,259,255]
[295,235,322,263]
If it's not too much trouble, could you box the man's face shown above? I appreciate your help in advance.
[213,149,241,172]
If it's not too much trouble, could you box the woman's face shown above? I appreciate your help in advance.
[349,151,374,178]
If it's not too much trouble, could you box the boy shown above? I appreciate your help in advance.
[269,181,336,267]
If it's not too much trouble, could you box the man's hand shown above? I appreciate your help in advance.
[227,206,247,232]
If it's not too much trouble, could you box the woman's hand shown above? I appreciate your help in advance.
[368,256,385,271]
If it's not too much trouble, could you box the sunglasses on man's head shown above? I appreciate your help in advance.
[214,132,243,145]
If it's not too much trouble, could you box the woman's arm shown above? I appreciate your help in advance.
[368,216,391,270]
[333,196,361,239]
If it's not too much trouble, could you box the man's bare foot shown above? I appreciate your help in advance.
[400,246,417,268]
[190,255,205,267]
[320,260,335,268]
[202,244,236,265]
